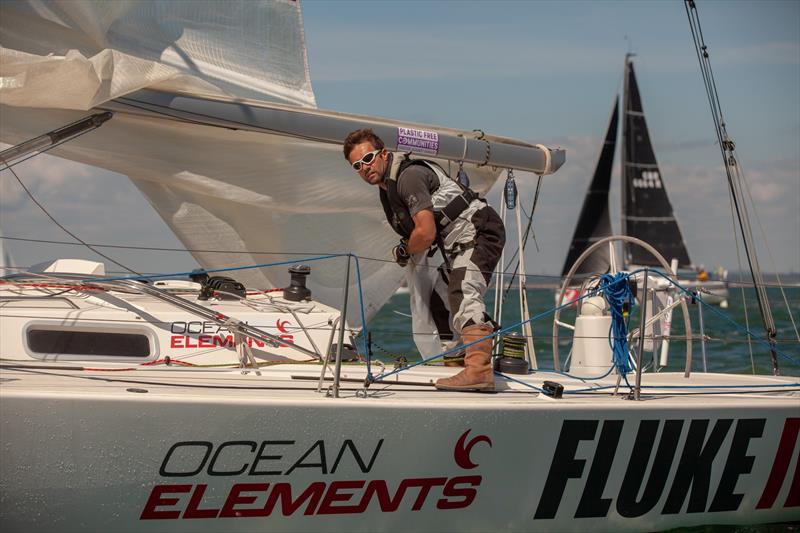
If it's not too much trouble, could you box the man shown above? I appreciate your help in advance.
[343,128,505,391]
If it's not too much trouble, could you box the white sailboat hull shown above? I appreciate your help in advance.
[2,365,798,532]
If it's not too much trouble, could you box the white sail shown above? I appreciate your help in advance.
[0,0,562,327]
[0,0,316,108]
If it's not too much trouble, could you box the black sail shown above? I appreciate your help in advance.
[561,98,618,277]
[621,58,692,268]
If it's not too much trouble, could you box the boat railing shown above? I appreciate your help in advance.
[4,254,796,401]
[364,266,799,400]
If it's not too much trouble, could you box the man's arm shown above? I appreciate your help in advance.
[406,208,436,254]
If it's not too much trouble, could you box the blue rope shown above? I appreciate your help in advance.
[600,273,634,376]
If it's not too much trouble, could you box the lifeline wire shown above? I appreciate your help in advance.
[85,254,344,283]
[648,270,799,366]
[10,259,796,393]
[1,234,572,282]
[374,268,798,386]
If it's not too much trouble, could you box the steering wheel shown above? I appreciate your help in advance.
[552,235,693,376]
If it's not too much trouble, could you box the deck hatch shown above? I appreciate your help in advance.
[27,329,151,357]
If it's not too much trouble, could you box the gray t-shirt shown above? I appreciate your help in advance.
[396,165,436,217]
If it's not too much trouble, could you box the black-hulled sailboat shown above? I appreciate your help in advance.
[560,55,729,306]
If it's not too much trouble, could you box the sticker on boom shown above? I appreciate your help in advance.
[397,127,439,155]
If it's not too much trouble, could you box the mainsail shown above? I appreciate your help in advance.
[0,1,563,328]
[560,98,618,277]
[621,57,692,268]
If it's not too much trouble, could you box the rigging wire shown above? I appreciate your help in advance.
[684,0,779,373]
[0,234,563,282]
[728,180,756,373]
[735,157,800,343]
[1,141,140,276]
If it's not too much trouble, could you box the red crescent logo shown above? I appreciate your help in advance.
[276,319,291,333]
[454,429,492,470]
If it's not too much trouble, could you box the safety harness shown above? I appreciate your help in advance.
[379,156,482,271]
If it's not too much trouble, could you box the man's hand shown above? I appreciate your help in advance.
[392,240,411,267]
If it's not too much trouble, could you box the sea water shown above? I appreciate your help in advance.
[367,285,800,377]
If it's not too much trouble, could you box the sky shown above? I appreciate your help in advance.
[1,0,799,276]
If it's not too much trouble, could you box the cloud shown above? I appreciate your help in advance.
[0,148,192,272]
[658,155,799,271]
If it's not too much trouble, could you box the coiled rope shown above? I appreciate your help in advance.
[600,273,634,376]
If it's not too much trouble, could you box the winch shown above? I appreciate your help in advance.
[284,265,312,302]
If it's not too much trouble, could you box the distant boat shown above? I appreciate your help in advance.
[560,55,729,306]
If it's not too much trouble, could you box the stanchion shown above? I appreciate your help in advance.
[634,269,649,400]
[333,254,351,398]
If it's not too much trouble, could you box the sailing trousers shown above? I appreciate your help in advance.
[431,206,505,336]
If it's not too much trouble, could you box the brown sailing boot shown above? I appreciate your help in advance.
[435,323,494,391]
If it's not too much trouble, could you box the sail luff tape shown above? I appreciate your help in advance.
[535,144,551,175]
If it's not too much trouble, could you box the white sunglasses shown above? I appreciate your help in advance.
[351,149,382,171]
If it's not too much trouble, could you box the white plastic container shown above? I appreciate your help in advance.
[570,296,613,377]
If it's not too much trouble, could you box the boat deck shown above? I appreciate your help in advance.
[2,362,797,408]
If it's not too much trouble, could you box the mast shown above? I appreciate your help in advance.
[621,54,631,263]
